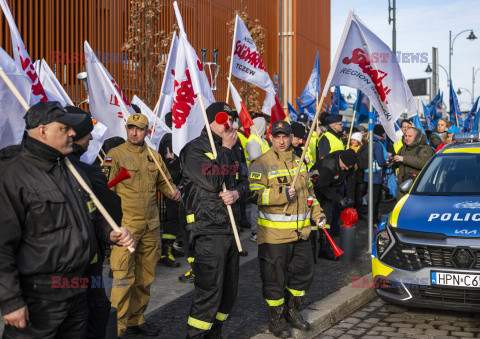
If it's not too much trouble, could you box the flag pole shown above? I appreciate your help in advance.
[225,15,238,103]
[151,92,163,136]
[282,94,326,213]
[197,93,243,252]
[346,109,357,149]
[0,69,135,253]
[97,154,104,165]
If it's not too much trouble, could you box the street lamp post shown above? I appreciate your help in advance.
[457,87,473,105]
[473,67,480,103]
[425,63,449,87]
[449,29,477,86]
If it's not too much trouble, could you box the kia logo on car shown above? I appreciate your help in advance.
[455,229,478,235]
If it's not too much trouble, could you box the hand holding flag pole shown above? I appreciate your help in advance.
[0,68,135,253]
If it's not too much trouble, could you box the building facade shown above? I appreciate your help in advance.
[0,0,329,110]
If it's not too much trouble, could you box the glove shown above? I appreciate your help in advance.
[340,198,354,209]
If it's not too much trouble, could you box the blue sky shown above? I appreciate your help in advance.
[331,0,480,111]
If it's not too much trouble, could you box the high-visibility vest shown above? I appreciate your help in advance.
[307,131,317,165]
[245,134,270,166]
[319,131,345,154]
[393,139,403,154]
[237,132,249,161]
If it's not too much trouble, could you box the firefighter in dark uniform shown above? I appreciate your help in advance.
[316,114,345,159]
[180,102,250,338]
[0,102,133,338]
[249,121,326,338]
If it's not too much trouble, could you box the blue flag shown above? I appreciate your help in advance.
[412,114,426,135]
[287,101,299,122]
[295,98,306,114]
[449,80,463,127]
[462,97,480,132]
[330,86,349,114]
[423,102,436,131]
[353,90,369,125]
[372,109,381,125]
[299,50,321,110]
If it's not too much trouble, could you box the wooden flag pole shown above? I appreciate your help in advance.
[346,109,357,149]
[197,94,243,252]
[97,154,104,165]
[0,69,135,253]
[282,95,326,213]
[146,147,175,192]
[151,92,163,136]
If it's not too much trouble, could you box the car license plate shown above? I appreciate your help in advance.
[431,271,480,288]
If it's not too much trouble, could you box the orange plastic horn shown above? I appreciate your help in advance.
[108,167,131,189]
[322,228,344,258]
[215,112,230,129]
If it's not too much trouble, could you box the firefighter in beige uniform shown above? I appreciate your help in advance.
[249,120,326,338]
[104,113,180,337]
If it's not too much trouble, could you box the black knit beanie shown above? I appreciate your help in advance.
[65,106,94,141]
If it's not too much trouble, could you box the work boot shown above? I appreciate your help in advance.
[268,305,291,338]
[124,323,160,336]
[172,246,185,258]
[159,243,180,268]
[205,322,223,339]
[285,291,310,331]
[179,269,195,283]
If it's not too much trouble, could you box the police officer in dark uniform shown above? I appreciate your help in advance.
[180,102,250,338]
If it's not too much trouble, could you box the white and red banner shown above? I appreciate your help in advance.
[323,10,416,142]
[84,41,135,140]
[172,2,216,155]
[151,94,173,145]
[34,59,74,107]
[0,46,32,148]
[80,118,108,165]
[228,79,253,137]
[230,14,275,95]
[0,0,48,105]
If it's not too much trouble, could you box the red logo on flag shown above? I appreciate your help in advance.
[172,69,197,129]
[234,40,266,71]
[342,48,391,104]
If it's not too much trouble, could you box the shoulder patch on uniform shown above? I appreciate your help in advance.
[101,166,111,179]
[147,155,154,162]
[295,159,300,165]
[105,157,112,163]
[250,172,262,180]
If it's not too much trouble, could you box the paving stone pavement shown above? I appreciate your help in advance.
[124,223,374,339]
[317,297,480,339]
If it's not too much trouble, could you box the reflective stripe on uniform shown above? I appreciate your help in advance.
[311,225,318,231]
[90,253,98,264]
[187,257,195,263]
[216,312,229,321]
[266,298,284,307]
[258,211,311,222]
[312,199,319,207]
[186,214,195,223]
[262,189,270,205]
[187,316,212,330]
[257,218,311,229]
[267,167,307,180]
[250,183,266,191]
[162,234,176,240]
[286,286,305,297]
[204,152,215,160]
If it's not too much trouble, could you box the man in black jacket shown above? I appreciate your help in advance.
[0,102,133,338]
[311,149,357,258]
[66,106,123,338]
[180,102,250,338]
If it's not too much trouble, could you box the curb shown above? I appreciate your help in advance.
[251,272,375,339]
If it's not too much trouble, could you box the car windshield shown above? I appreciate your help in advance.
[413,153,480,196]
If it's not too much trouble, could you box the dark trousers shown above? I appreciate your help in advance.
[258,239,314,303]
[3,293,88,339]
[163,197,184,242]
[354,181,367,218]
[372,183,382,224]
[187,234,239,337]
[179,204,192,258]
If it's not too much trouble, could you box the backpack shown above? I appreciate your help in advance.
[357,144,369,170]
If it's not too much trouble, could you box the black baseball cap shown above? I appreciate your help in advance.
[24,101,85,130]
[271,120,292,136]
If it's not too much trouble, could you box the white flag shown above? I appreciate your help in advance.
[84,41,135,140]
[0,0,48,104]
[80,118,108,165]
[131,95,164,149]
[230,14,275,95]
[323,10,416,142]
[34,59,74,107]
[0,46,32,149]
[160,33,179,96]
[152,94,173,144]
[171,2,216,155]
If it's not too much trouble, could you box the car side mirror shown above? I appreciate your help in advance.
[399,179,414,194]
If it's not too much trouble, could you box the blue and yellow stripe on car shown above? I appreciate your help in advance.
[388,194,409,227]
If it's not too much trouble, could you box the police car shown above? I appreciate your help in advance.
[372,135,480,311]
